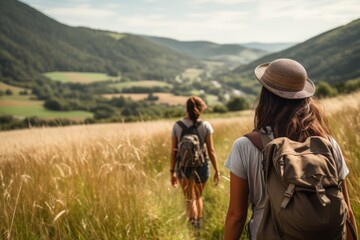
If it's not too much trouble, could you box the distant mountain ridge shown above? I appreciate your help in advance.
[240,42,297,52]
[0,0,199,86]
[144,36,268,66]
[233,18,360,85]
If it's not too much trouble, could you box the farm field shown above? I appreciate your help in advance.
[0,97,93,120]
[0,82,30,94]
[0,82,93,120]
[44,72,119,84]
[110,80,172,90]
[0,92,359,239]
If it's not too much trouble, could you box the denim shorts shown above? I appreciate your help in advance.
[176,162,210,184]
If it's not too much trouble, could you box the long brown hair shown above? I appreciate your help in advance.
[186,96,206,123]
[254,87,330,141]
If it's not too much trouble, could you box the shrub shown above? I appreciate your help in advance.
[213,104,228,113]
[316,81,338,98]
[44,98,64,111]
[5,89,13,95]
[226,96,250,111]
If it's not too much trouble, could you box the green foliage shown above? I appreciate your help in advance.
[93,105,116,120]
[0,115,80,130]
[315,81,338,98]
[44,98,65,111]
[5,89,12,95]
[335,78,360,94]
[147,93,159,101]
[212,104,228,113]
[226,96,250,111]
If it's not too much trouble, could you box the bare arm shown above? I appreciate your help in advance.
[170,136,178,187]
[205,133,220,185]
[342,180,358,238]
[224,172,249,240]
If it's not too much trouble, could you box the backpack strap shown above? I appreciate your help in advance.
[176,120,202,130]
[176,120,188,133]
[244,130,271,151]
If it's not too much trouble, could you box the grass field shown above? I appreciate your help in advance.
[0,82,30,94]
[110,80,172,90]
[106,32,126,40]
[0,96,93,120]
[44,72,119,84]
[0,82,93,120]
[180,68,204,80]
[0,92,359,239]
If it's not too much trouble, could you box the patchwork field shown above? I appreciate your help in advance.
[110,80,172,90]
[0,82,93,120]
[0,82,29,94]
[44,72,119,84]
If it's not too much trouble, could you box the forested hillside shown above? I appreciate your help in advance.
[0,0,199,87]
[232,18,360,85]
[144,36,268,66]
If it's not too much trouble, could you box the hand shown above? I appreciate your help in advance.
[171,173,178,188]
[214,171,220,186]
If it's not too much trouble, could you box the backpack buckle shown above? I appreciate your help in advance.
[315,182,331,207]
[281,183,295,208]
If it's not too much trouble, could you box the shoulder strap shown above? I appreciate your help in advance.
[244,130,271,151]
[176,120,205,146]
[195,120,203,127]
[176,120,203,129]
[176,120,188,131]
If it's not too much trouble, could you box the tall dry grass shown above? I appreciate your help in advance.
[0,121,192,239]
[0,92,359,239]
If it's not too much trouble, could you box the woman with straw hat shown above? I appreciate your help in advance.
[224,58,357,239]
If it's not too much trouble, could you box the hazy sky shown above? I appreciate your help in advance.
[21,0,360,44]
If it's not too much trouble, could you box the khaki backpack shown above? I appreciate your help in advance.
[246,131,348,240]
[176,121,206,168]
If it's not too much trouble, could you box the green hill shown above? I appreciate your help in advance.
[144,36,268,66]
[232,18,360,85]
[0,0,199,87]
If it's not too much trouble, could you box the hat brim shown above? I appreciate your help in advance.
[254,62,315,99]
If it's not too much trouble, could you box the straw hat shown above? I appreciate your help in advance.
[254,58,315,99]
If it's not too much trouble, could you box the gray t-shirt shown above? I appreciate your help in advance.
[224,131,349,240]
[171,118,214,144]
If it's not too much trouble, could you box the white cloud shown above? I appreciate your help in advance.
[257,0,360,21]
[113,10,250,42]
[116,10,249,30]
[46,5,117,18]
[192,0,254,4]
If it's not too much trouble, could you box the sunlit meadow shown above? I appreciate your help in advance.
[0,92,359,239]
